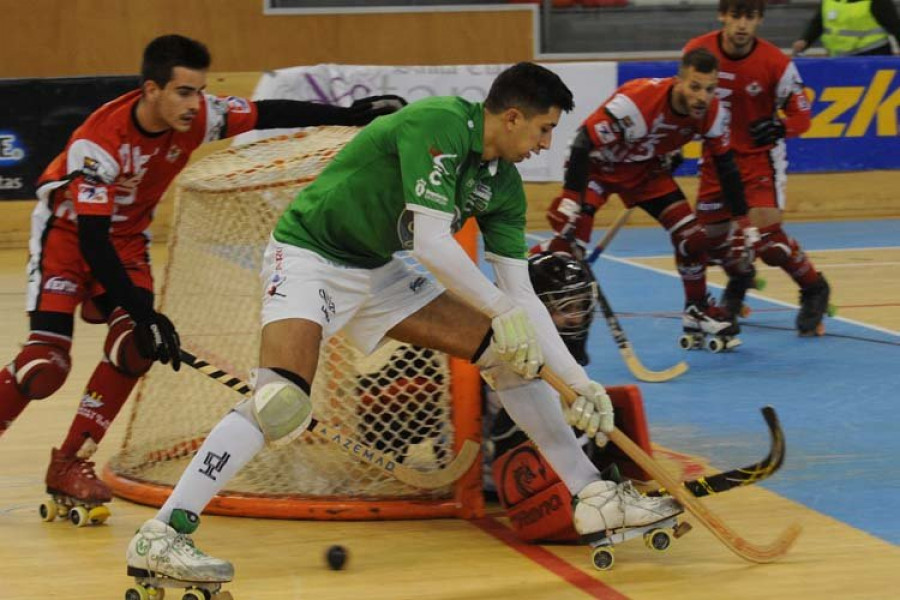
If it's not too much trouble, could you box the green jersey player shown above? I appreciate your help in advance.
[126,62,682,585]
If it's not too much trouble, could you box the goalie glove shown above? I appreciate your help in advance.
[749,117,786,147]
[133,310,182,372]
[347,94,408,125]
[566,380,614,446]
[491,306,543,379]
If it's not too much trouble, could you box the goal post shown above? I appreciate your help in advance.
[103,128,484,520]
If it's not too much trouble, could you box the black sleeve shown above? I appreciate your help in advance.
[872,0,900,40]
[712,151,748,218]
[562,127,593,198]
[802,6,824,45]
[254,99,365,129]
[77,215,152,322]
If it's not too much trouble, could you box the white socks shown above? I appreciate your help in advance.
[157,410,265,524]
[495,379,601,495]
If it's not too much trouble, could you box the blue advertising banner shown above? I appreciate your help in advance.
[618,56,900,174]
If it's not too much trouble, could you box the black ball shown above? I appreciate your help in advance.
[326,545,348,570]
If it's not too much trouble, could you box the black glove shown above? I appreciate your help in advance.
[347,94,408,125]
[749,117,786,147]
[133,311,182,372]
[659,149,685,173]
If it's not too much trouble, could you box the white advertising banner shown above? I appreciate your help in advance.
[235,62,618,182]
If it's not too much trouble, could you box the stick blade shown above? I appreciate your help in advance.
[392,439,480,490]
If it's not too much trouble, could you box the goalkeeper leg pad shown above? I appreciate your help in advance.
[243,367,312,446]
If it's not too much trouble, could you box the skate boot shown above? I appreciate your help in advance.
[796,273,832,336]
[573,480,689,571]
[126,509,234,600]
[679,296,741,353]
[41,446,112,526]
[720,267,762,320]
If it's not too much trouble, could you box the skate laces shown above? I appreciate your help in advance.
[173,533,208,559]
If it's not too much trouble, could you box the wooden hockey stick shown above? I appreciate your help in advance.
[541,368,801,564]
[648,406,784,498]
[180,350,480,490]
[587,208,634,264]
[595,281,688,383]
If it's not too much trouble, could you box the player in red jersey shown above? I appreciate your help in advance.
[684,0,830,336]
[0,34,404,519]
[545,48,754,347]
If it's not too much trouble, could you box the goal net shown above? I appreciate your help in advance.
[104,128,483,520]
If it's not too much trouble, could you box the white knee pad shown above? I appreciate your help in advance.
[239,368,313,446]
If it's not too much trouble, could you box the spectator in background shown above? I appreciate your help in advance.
[792,0,900,56]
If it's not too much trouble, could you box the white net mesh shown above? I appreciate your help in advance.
[107,129,468,511]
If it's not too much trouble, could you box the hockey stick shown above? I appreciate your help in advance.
[541,367,801,564]
[594,281,688,383]
[179,350,479,490]
[587,208,634,264]
[647,406,784,498]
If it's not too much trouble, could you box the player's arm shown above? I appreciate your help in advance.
[793,6,824,54]
[751,62,812,145]
[254,96,406,129]
[490,256,613,440]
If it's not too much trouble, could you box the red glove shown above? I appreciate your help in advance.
[546,190,582,236]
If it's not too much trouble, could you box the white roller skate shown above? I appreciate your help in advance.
[125,510,234,600]
[679,296,741,353]
[573,480,689,570]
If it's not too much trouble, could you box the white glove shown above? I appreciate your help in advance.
[566,381,614,446]
[491,306,543,379]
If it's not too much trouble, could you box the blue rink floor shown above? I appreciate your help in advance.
[511,219,900,545]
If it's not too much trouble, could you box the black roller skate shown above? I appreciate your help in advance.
[721,266,765,320]
[796,273,832,336]
[679,296,741,353]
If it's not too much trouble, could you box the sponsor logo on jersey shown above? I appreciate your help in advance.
[0,132,25,165]
[225,96,251,113]
[44,276,78,295]
[594,121,617,144]
[746,81,763,96]
[465,182,492,213]
[165,145,183,163]
[82,156,103,184]
[266,272,286,298]
[697,200,724,212]
[427,148,457,186]
[77,182,107,204]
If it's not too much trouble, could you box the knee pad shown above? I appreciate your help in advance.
[12,333,72,399]
[241,367,313,446]
[670,218,709,260]
[756,225,797,268]
[104,308,153,377]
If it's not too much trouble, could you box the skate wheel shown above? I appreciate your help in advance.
[69,505,89,527]
[590,547,615,571]
[678,335,694,350]
[39,499,58,522]
[88,505,111,525]
[125,586,151,600]
[148,588,165,600]
[739,304,752,318]
[644,529,673,552]
[707,337,725,353]
[182,589,207,600]
[827,303,837,317]
[754,276,767,292]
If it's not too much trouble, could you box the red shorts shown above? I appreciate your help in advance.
[25,225,153,314]
[696,148,787,225]
[586,161,680,209]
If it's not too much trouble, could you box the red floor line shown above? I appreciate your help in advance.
[472,516,630,600]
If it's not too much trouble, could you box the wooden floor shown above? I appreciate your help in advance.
[1,175,899,599]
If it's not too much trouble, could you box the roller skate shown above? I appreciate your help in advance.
[720,267,766,320]
[796,273,833,336]
[41,446,111,526]
[679,296,741,353]
[126,510,234,600]
[573,480,688,571]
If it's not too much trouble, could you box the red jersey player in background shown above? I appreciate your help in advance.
[0,34,404,522]
[684,0,830,336]
[545,48,755,348]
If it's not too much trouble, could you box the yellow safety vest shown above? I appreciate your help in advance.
[821,0,889,56]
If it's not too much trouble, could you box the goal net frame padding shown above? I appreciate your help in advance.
[103,128,484,520]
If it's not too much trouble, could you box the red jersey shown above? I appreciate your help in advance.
[684,32,811,157]
[35,90,258,238]
[583,76,732,166]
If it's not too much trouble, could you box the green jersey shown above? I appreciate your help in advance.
[273,96,528,269]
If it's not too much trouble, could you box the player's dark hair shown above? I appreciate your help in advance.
[719,0,766,17]
[680,48,719,75]
[141,34,211,88]
[485,62,574,117]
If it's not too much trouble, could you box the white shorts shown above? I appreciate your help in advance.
[259,237,445,355]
